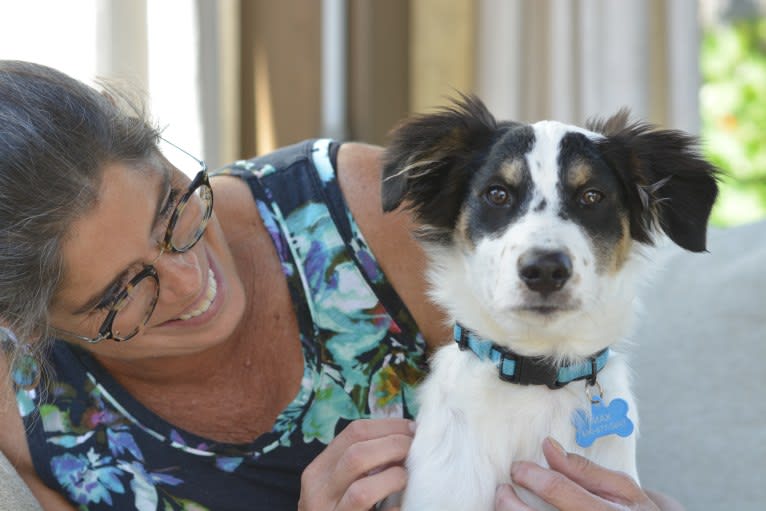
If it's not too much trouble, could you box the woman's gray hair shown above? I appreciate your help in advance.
[0,60,160,382]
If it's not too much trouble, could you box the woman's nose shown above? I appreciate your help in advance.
[153,249,204,303]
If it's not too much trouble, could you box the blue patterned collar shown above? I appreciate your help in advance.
[453,323,610,389]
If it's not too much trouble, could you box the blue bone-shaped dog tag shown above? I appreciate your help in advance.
[572,396,634,448]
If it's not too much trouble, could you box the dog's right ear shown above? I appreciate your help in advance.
[381,94,499,222]
[589,111,719,252]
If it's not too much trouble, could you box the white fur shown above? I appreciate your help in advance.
[399,122,646,511]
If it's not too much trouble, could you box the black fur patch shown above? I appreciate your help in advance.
[557,133,627,251]
[381,94,512,244]
[462,125,536,244]
[587,112,719,252]
[382,97,719,253]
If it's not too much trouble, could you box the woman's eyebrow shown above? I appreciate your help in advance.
[73,268,132,314]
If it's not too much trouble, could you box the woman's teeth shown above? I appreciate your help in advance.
[178,269,217,320]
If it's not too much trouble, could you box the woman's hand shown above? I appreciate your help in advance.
[495,438,684,511]
[298,418,414,511]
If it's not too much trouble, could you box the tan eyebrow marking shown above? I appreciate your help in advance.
[566,160,594,189]
[498,159,526,186]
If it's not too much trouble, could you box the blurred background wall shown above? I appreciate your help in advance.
[0,0,764,225]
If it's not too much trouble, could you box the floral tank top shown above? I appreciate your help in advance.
[15,139,429,510]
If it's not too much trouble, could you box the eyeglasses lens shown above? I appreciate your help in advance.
[109,276,159,340]
[170,184,212,252]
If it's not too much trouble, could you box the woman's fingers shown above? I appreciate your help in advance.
[645,490,686,511]
[510,459,615,511]
[333,431,413,497]
[541,438,649,505]
[298,418,415,511]
[332,419,415,454]
[507,437,660,511]
[335,465,408,511]
[494,484,536,511]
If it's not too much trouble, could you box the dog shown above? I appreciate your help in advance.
[380,95,718,511]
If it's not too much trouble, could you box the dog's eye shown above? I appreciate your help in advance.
[580,189,604,206]
[485,185,511,207]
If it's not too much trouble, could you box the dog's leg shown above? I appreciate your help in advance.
[580,426,640,484]
[401,404,498,511]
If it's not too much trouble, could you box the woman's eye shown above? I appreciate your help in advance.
[485,185,512,207]
[93,282,124,312]
[580,189,604,206]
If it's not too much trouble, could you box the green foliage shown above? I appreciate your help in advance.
[701,18,766,226]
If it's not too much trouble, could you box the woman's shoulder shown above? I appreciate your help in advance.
[209,167,264,250]
[335,143,450,349]
[209,139,331,246]
[211,140,450,349]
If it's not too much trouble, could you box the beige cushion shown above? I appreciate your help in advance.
[633,220,766,510]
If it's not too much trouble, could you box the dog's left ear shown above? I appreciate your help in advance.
[590,113,719,252]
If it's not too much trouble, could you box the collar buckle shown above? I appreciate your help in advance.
[499,352,562,389]
[456,325,470,351]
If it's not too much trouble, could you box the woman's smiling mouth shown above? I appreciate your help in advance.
[177,268,217,320]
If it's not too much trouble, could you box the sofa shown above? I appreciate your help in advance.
[634,219,766,510]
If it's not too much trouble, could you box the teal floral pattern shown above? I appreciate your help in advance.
[16,139,428,510]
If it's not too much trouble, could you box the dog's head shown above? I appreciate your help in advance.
[382,95,718,354]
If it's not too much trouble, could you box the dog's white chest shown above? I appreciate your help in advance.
[400,346,638,511]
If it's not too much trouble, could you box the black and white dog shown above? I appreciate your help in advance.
[381,95,718,511]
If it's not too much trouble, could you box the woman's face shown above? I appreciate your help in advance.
[48,157,247,360]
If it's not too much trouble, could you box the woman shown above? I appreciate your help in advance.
[0,60,678,511]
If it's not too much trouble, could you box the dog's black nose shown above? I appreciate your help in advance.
[517,250,572,295]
